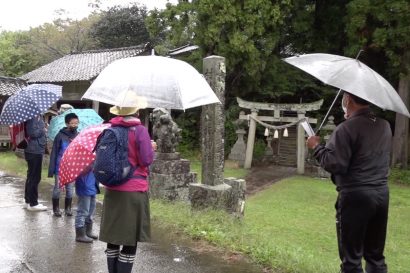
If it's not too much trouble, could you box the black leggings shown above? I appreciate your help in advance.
[107,243,137,255]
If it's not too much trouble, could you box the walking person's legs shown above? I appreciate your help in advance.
[338,191,374,273]
[85,195,98,239]
[52,175,62,217]
[25,152,46,211]
[75,195,92,243]
[106,243,120,273]
[118,245,137,273]
[64,183,74,216]
[364,189,389,273]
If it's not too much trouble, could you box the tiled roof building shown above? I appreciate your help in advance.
[20,44,150,120]
[0,76,27,96]
[22,45,150,83]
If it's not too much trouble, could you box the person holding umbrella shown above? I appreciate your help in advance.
[48,112,79,217]
[306,92,391,273]
[98,105,154,273]
[24,115,48,211]
[0,84,62,211]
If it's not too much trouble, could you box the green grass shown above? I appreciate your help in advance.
[0,151,54,184]
[390,168,410,185]
[2,151,409,272]
[151,177,410,273]
[190,160,248,182]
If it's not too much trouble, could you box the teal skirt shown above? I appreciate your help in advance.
[99,190,151,246]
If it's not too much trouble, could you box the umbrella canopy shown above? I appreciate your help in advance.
[0,84,62,125]
[82,55,221,110]
[48,108,104,140]
[284,53,410,117]
[58,123,111,186]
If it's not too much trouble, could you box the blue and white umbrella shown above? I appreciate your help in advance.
[48,108,104,140]
[0,84,62,125]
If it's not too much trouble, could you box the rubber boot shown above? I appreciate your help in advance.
[106,248,119,273]
[117,253,135,273]
[75,227,93,243]
[85,222,98,240]
[52,198,62,217]
[65,198,73,216]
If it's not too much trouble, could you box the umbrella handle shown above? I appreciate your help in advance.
[315,89,343,134]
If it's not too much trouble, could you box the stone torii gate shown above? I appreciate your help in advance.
[237,97,323,174]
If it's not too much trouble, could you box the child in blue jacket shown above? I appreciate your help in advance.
[75,170,100,243]
[48,113,79,217]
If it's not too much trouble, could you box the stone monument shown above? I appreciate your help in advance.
[189,56,246,217]
[149,108,197,201]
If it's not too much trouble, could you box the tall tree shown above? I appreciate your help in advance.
[90,4,150,48]
[345,0,410,168]
[0,31,40,77]
[26,15,100,65]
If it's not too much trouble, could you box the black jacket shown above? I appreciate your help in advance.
[313,108,392,192]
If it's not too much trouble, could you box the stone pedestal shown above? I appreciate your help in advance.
[149,152,197,201]
[189,177,246,217]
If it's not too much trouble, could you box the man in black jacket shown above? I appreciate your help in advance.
[307,92,391,273]
[25,115,48,211]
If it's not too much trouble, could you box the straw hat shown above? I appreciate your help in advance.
[59,104,74,114]
[110,90,148,116]
[109,106,140,116]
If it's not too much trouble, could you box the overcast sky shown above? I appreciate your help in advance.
[0,0,177,31]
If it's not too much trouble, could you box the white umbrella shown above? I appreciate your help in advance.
[284,53,410,127]
[82,55,221,110]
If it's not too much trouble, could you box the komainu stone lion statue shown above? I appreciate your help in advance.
[152,108,181,153]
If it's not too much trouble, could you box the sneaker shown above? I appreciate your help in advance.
[27,204,48,211]
[23,203,29,209]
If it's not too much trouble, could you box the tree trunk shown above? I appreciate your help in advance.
[392,71,410,168]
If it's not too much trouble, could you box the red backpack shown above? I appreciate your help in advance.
[9,123,28,150]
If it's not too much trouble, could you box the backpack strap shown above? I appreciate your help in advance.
[128,125,146,179]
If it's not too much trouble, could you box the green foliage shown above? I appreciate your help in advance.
[174,108,201,154]
[252,139,266,160]
[146,1,196,49]
[151,177,410,272]
[346,0,410,73]
[90,4,150,48]
[0,14,100,77]
[193,0,294,101]
[0,31,40,76]
[389,168,410,185]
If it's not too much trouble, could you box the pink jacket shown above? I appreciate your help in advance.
[105,116,154,192]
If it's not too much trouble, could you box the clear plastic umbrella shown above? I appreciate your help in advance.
[82,55,221,110]
[284,53,410,131]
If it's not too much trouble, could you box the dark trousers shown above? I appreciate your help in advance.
[336,187,389,273]
[24,152,43,206]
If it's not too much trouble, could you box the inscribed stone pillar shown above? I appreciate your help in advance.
[244,109,258,169]
[297,111,306,174]
[201,56,226,186]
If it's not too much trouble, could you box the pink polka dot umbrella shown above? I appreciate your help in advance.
[58,123,111,187]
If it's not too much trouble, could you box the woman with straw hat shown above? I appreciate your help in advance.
[99,105,155,273]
